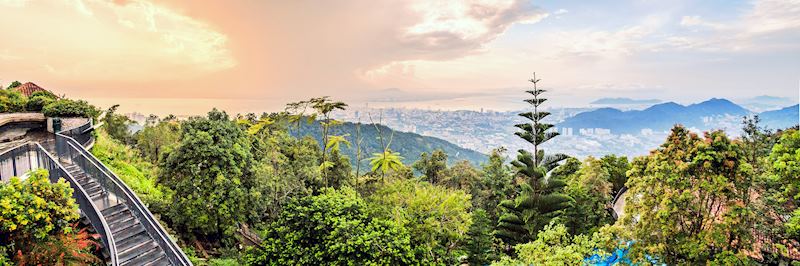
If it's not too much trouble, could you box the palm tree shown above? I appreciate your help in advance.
[369,149,404,179]
[325,134,351,153]
[286,97,348,187]
[496,73,573,245]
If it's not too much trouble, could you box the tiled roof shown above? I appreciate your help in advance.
[13,82,49,97]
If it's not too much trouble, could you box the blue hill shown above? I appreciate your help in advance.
[557,98,751,134]
[759,104,799,129]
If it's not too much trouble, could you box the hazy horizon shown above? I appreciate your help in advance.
[1,0,799,116]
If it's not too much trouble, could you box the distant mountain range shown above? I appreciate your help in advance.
[737,95,797,112]
[590,97,662,105]
[760,104,800,130]
[292,120,488,169]
[557,98,797,134]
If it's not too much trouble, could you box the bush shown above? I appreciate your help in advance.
[368,179,473,264]
[30,90,57,99]
[25,95,55,112]
[246,187,416,265]
[0,169,80,242]
[42,99,99,118]
[0,89,27,113]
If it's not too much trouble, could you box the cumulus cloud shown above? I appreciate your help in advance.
[0,0,234,81]
[360,0,547,84]
[400,0,547,58]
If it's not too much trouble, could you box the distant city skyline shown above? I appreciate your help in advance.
[1,0,799,115]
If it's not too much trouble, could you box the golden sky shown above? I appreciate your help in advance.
[1,0,798,115]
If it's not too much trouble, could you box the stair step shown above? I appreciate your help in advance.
[118,239,157,263]
[75,174,91,183]
[103,205,130,221]
[115,224,146,243]
[116,231,152,254]
[112,220,139,235]
[109,214,136,229]
[90,190,106,200]
[102,203,126,214]
[81,179,99,189]
[142,255,170,266]
[120,245,163,266]
[85,183,103,195]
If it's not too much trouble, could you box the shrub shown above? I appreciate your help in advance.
[247,187,416,265]
[25,95,55,112]
[0,169,80,242]
[42,99,99,118]
[14,225,101,265]
[0,89,27,113]
[30,90,58,99]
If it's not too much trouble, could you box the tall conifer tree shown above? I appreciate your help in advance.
[496,73,573,245]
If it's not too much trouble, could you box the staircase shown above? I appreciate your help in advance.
[0,119,191,265]
[64,163,171,265]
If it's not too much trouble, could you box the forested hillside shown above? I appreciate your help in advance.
[291,120,487,169]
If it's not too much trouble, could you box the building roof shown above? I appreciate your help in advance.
[12,82,50,98]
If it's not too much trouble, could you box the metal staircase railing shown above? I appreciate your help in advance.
[55,121,192,266]
[0,142,117,265]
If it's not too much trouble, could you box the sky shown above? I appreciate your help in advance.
[0,0,798,115]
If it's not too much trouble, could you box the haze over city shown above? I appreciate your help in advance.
[1,0,798,115]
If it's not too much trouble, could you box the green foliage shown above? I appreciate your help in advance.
[24,90,58,112]
[561,157,614,235]
[494,222,611,266]
[15,225,101,266]
[286,97,348,187]
[0,89,26,113]
[246,187,416,265]
[369,149,404,177]
[161,109,255,241]
[599,154,630,195]
[442,160,486,201]
[92,129,170,212]
[41,98,100,118]
[0,246,8,266]
[135,115,181,163]
[25,94,54,112]
[102,104,135,144]
[30,90,57,99]
[466,209,500,265]
[6,81,21,89]
[414,149,449,184]
[0,170,101,264]
[771,129,800,195]
[0,170,79,242]
[770,130,800,240]
[620,126,753,264]
[369,179,473,265]
[497,75,573,245]
[479,148,514,219]
[325,149,353,188]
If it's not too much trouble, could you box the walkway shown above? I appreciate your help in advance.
[0,119,191,266]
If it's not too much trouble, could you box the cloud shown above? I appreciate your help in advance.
[360,0,548,85]
[0,0,234,82]
[679,16,726,30]
[400,0,547,57]
[674,0,800,51]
